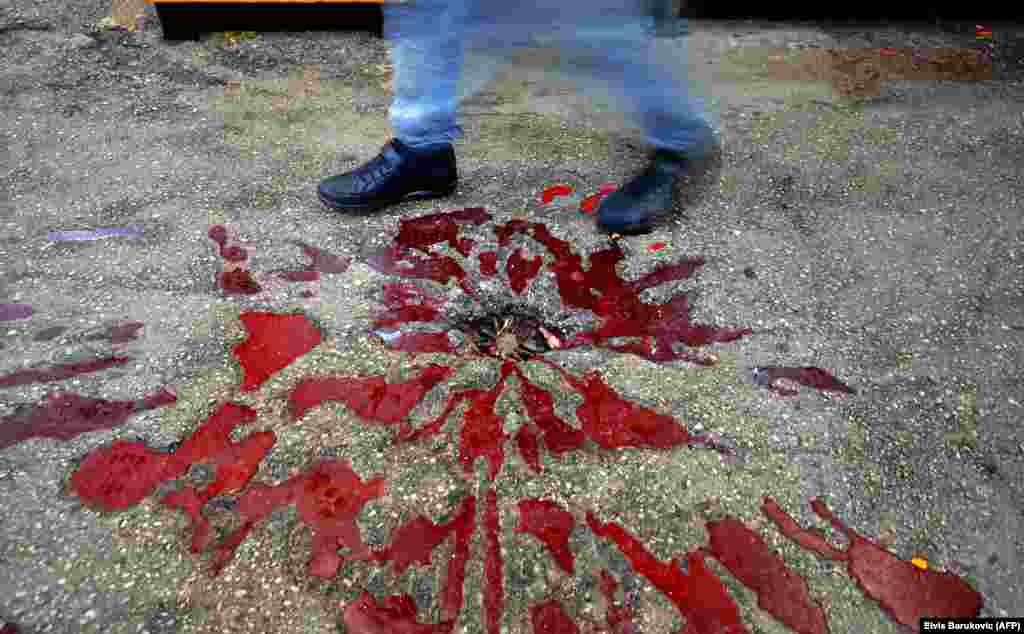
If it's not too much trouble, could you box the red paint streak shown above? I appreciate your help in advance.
[71,440,168,510]
[762,498,983,631]
[514,423,541,472]
[705,516,829,634]
[546,364,695,450]
[512,366,585,461]
[515,499,575,574]
[647,242,666,253]
[367,244,473,296]
[0,388,176,450]
[208,225,228,247]
[343,592,453,634]
[598,570,636,634]
[507,248,543,294]
[484,488,504,634]
[587,514,748,634]
[289,364,454,425]
[541,184,574,205]
[479,251,498,276]
[755,367,855,396]
[233,312,321,391]
[0,356,130,387]
[280,270,320,282]
[440,495,477,620]
[458,361,514,480]
[220,245,248,262]
[531,600,579,633]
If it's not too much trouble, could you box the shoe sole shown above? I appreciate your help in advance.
[318,182,457,212]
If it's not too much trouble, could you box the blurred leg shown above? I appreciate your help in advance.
[382,0,472,148]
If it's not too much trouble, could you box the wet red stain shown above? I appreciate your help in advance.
[705,516,829,634]
[515,499,576,574]
[506,248,543,294]
[289,364,454,428]
[579,184,618,215]
[0,356,131,388]
[65,207,983,633]
[479,251,499,276]
[0,388,175,450]
[280,241,352,283]
[343,591,452,634]
[753,367,855,396]
[587,513,748,634]
[541,184,574,205]
[762,497,983,631]
[233,312,321,391]
[484,488,504,634]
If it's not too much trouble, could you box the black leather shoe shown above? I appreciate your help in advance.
[318,138,457,212]
[596,149,688,235]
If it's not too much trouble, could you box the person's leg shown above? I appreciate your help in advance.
[546,13,716,158]
[383,0,471,149]
[317,0,473,211]
[538,10,717,233]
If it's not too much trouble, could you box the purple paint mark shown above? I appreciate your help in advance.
[0,304,34,321]
[0,357,132,388]
[47,227,143,241]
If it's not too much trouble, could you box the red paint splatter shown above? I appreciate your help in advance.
[598,570,636,634]
[0,356,131,387]
[705,516,829,634]
[209,225,262,295]
[72,440,168,511]
[753,367,855,396]
[515,499,576,574]
[479,251,498,276]
[512,366,585,463]
[374,283,446,328]
[762,497,983,631]
[289,364,455,426]
[579,185,617,215]
[458,362,513,480]
[484,488,504,634]
[211,458,385,577]
[371,211,749,365]
[0,388,176,450]
[342,592,453,634]
[507,248,543,294]
[531,600,580,633]
[233,312,321,391]
[219,269,262,295]
[647,242,666,253]
[396,207,488,257]
[541,184,574,205]
[587,513,748,634]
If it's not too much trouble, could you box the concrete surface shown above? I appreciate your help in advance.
[1,1,1023,632]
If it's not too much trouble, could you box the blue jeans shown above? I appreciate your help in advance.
[383,0,717,158]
